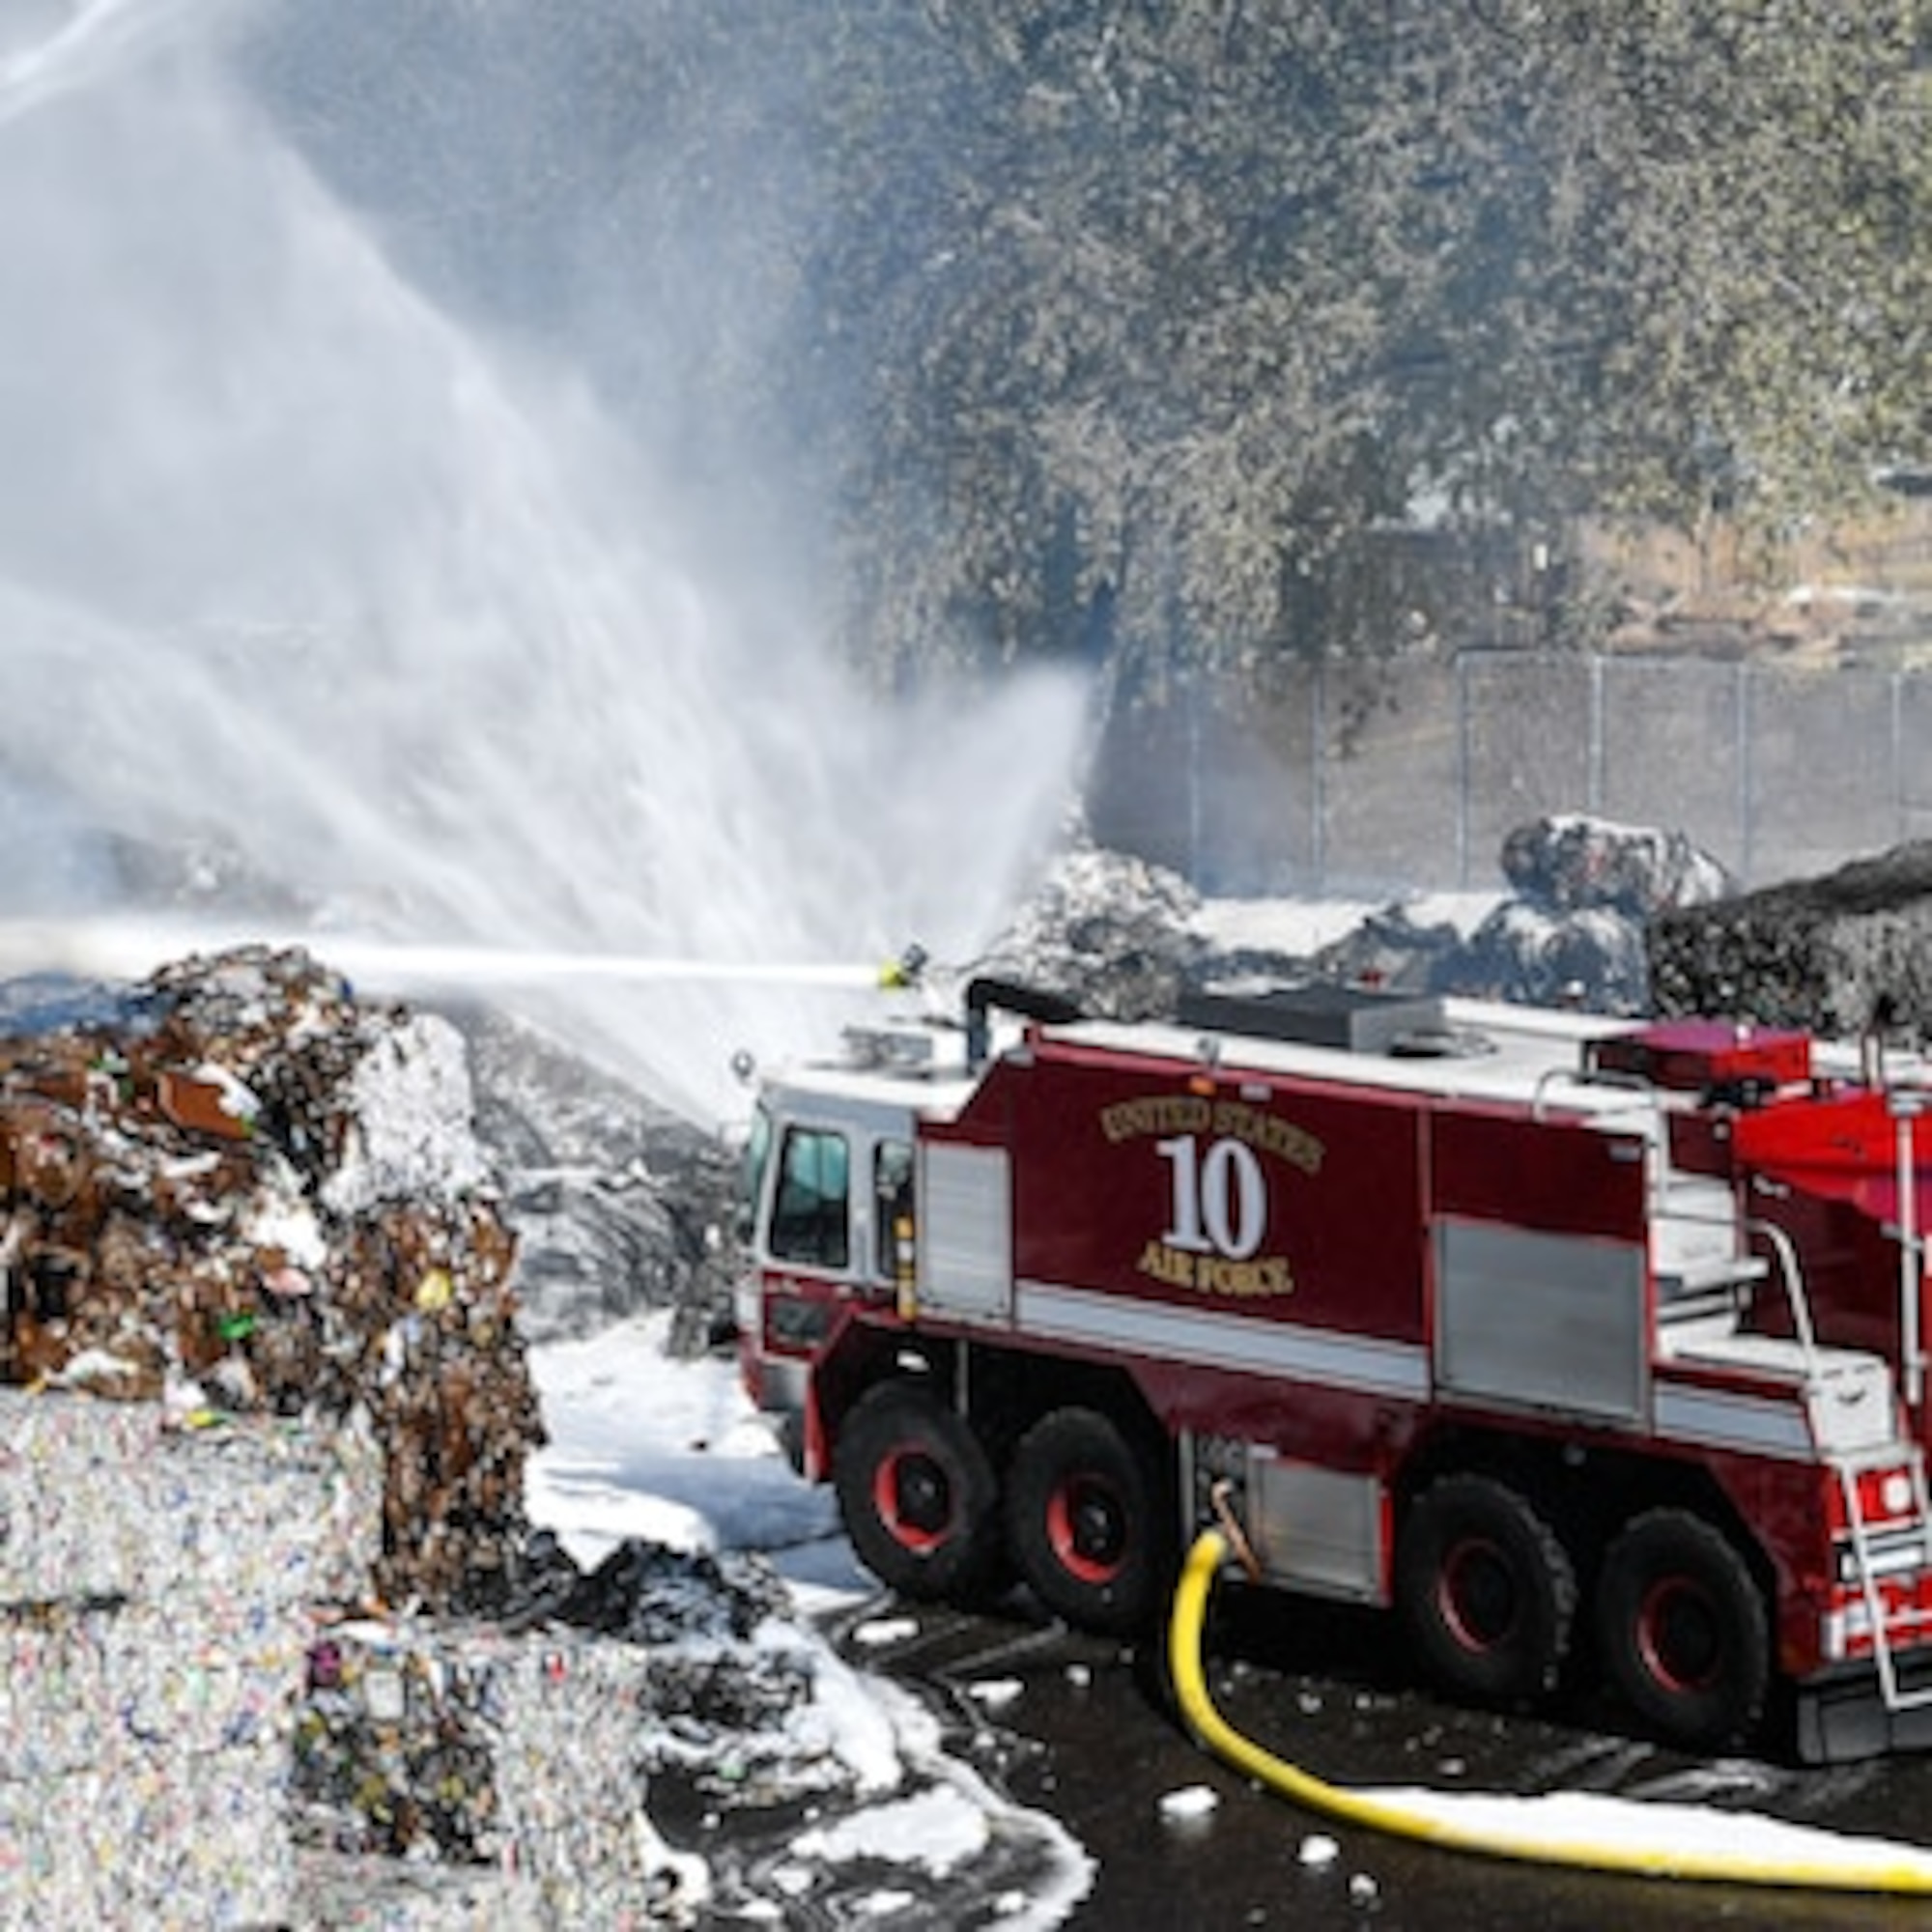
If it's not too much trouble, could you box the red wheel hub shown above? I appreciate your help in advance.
[1045,1473,1129,1585]
[1634,1576,1721,1693]
[1436,1536,1519,1654]
[874,1445,954,1553]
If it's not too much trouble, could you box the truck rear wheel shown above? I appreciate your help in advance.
[1396,1473,1576,1707]
[1596,1507,1768,1751]
[834,1382,1003,1604]
[1007,1406,1174,1637]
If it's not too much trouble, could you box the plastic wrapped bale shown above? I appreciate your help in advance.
[289,1615,708,1924]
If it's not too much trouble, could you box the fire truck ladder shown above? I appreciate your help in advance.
[1752,1216,1932,1716]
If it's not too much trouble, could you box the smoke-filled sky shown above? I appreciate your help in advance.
[0,0,1087,1119]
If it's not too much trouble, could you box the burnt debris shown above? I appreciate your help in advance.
[1650,840,1932,1042]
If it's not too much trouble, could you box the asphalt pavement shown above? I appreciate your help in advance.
[820,1579,1932,1932]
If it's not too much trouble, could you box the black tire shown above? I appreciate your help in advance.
[1596,1507,1769,1751]
[1396,1473,1577,1707]
[1007,1406,1175,1636]
[834,1382,1003,1604]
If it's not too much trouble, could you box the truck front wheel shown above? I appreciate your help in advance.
[834,1382,1003,1604]
[1007,1406,1174,1636]
[1596,1507,1769,1751]
[1396,1473,1577,1708]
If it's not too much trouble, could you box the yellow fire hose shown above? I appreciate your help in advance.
[1167,1526,1932,1895]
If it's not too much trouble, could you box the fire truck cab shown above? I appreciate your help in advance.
[735,979,1932,1765]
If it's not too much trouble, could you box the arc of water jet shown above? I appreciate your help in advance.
[0,919,894,997]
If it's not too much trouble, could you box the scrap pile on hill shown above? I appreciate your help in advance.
[1429,814,1733,1011]
[1226,815,1726,1012]
[453,1004,741,1354]
[972,837,1208,1020]
[0,943,539,1611]
[991,816,1734,1020]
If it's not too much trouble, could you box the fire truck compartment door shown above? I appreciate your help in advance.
[1250,1456,1385,1605]
[918,1143,1012,1323]
[1435,1217,1646,1424]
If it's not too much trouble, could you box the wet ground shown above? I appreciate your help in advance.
[812,1580,1932,1932]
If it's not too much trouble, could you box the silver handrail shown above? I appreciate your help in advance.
[1749,1213,1932,1710]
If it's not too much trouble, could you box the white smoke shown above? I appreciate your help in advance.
[0,2,1089,1119]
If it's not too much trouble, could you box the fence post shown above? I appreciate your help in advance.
[1895,668,1907,849]
[1456,653,1471,890]
[1312,663,1327,894]
[1588,654,1605,815]
[1736,660,1752,886]
[1187,676,1203,887]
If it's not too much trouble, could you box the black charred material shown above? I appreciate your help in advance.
[493,1531,790,1647]
[1648,841,1932,1039]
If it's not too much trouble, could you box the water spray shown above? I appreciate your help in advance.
[0,919,927,1003]
[0,3,1083,1122]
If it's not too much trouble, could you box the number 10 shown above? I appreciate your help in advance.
[1155,1134,1266,1260]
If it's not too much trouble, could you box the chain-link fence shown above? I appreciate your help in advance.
[1087,652,1932,897]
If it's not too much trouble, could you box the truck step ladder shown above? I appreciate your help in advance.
[1759,1218,1932,1715]
[1829,1441,1932,1711]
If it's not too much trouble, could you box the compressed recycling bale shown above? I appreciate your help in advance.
[0,1597,307,1778]
[138,1406,384,1609]
[113,1599,311,1760]
[291,1616,707,1924]
[0,1391,382,1607]
[0,1746,296,1931]
[0,1598,118,1780]
[293,1849,549,1931]
[0,1392,161,1602]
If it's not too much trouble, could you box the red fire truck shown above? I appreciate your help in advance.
[734,977,1932,1763]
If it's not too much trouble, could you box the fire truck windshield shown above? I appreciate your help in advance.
[770,1124,851,1270]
